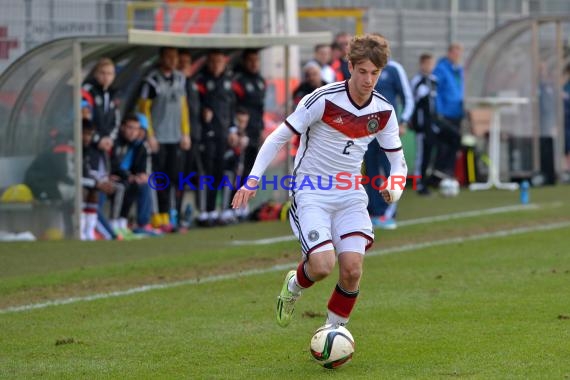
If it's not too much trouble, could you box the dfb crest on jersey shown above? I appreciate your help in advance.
[206,80,215,91]
[224,80,231,90]
[245,82,254,93]
[308,230,319,242]
[367,118,379,133]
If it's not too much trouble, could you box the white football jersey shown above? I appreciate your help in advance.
[285,81,402,195]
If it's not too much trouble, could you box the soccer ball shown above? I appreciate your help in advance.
[439,178,460,197]
[310,324,355,369]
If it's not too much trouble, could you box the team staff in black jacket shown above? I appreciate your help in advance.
[409,53,437,195]
[194,50,236,226]
[232,49,266,180]
[82,58,120,152]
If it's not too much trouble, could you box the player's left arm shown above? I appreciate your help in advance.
[376,110,408,203]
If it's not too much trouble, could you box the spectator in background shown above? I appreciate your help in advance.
[432,42,465,181]
[364,34,414,230]
[81,118,116,241]
[331,31,352,81]
[82,58,120,152]
[290,62,328,157]
[178,49,203,228]
[563,63,570,179]
[138,46,191,232]
[195,50,236,226]
[309,44,336,84]
[232,49,266,182]
[292,61,328,105]
[410,53,437,195]
[109,114,152,238]
[221,107,250,224]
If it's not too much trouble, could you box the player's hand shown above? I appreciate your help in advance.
[148,136,159,153]
[180,135,191,151]
[98,137,113,152]
[381,189,392,203]
[97,181,115,195]
[232,178,258,209]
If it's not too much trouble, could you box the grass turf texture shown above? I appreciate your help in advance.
[1,185,569,378]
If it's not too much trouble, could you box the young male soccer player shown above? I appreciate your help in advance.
[232,34,407,328]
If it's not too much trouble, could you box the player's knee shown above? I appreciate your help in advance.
[308,252,335,279]
[340,262,362,283]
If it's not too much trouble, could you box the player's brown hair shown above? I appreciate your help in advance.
[348,34,390,69]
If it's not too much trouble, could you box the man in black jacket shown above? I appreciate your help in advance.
[232,49,266,180]
[194,50,236,226]
[409,53,437,195]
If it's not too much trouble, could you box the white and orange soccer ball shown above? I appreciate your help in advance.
[310,324,355,369]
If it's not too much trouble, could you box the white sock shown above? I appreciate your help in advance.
[287,274,303,295]
[80,212,87,240]
[326,310,349,327]
[110,219,120,231]
[85,213,98,240]
[119,217,128,230]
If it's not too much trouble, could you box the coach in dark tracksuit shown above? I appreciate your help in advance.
[410,53,438,195]
[232,49,266,179]
[138,47,191,231]
[195,50,235,226]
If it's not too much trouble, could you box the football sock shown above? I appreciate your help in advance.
[288,261,314,295]
[84,203,98,241]
[327,283,359,326]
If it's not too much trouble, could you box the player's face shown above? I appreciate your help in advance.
[95,64,115,89]
[420,58,434,74]
[161,49,179,72]
[315,46,331,65]
[244,53,260,74]
[122,120,141,142]
[82,129,94,146]
[348,59,381,98]
[236,113,249,129]
[208,53,227,77]
[305,66,322,88]
[178,53,192,77]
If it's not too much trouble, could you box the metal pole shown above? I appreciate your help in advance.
[72,40,83,240]
[530,21,540,174]
[24,0,33,51]
[555,21,564,179]
[449,0,458,45]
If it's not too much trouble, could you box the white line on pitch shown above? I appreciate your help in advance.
[231,203,542,245]
[1,220,568,315]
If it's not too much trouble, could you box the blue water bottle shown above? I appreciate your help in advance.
[520,180,530,205]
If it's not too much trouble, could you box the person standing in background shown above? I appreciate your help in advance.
[431,43,465,182]
[364,35,414,230]
[138,47,191,232]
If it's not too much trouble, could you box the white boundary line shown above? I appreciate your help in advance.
[1,220,569,315]
[231,203,542,245]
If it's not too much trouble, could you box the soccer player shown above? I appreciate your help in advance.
[232,34,407,328]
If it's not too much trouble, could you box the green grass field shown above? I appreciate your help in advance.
[1,186,570,379]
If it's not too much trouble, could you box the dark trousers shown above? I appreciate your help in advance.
[364,141,391,217]
[433,117,462,177]
[199,137,226,213]
[152,143,182,214]
[415,125,437,189]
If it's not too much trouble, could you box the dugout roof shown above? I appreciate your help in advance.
[0,30,331,239]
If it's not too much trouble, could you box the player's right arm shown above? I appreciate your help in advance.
[231,122,294,208]
[232,93,324,208]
